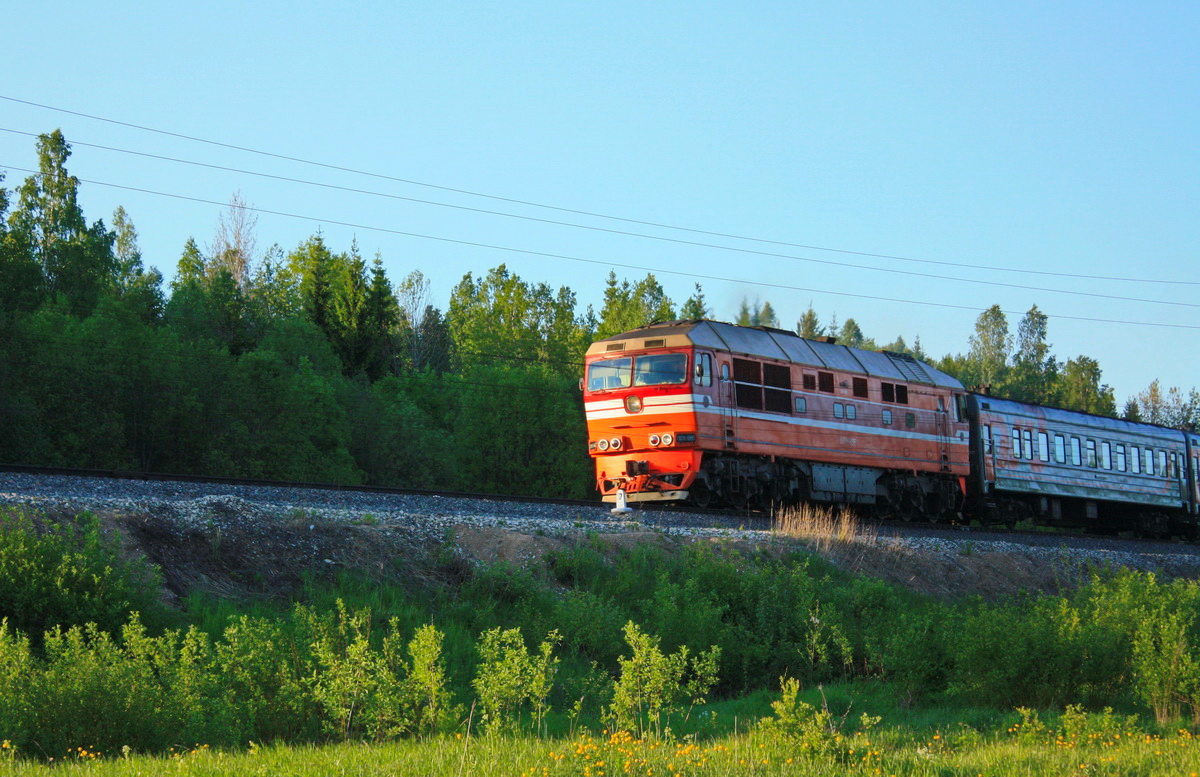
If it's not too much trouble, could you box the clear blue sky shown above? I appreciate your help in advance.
[2,1,1197,402]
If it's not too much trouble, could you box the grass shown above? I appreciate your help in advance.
[3,725,1198,776]
[771,505,877,552]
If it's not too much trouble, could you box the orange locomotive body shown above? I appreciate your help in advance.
[584,321,970,515]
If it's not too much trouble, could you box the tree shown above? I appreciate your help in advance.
[796,305,822,339]
[679,283,708,320]
[290,233,342,341]
[8,130,115,316]
[967,305,1011,390]
[331,238,371,375]
[360,253,400,381]
[1135,381,1197,429]
[1009,305,1058,405]
[208,191,257,287]
[110,206,163,323]
[735,298,753,326]
[0,172,45,314]
[757,300,779,328]
[449,264,584,376]
[838,318,867,349]
[596,272,676,338]
[1057,356,1116,417]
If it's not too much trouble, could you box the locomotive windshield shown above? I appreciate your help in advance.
[634,353,688,386]
[587,357,632,391]
[586,353,689,391]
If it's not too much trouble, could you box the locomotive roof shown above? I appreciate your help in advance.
[587,320,964,389]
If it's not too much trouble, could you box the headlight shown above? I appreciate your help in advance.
[610,437,623,451]
[649,434,661,446]
[624,396,642,413]
[598,439,610,451]
[661,432,674,446]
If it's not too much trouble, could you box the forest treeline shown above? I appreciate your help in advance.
[0,131,1195,494]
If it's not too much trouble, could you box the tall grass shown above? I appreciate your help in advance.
[771,505,877,552]
[2,722,1198,776]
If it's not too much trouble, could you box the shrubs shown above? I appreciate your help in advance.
[608,622,720,739]
[0,509,164,638]
[472,627,561,734]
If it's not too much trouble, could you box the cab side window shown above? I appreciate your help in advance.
[694,353,713,387]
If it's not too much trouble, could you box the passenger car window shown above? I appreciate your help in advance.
[1054,434,1066,464]
[1037,432,1049,462]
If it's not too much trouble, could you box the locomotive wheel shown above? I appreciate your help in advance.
[689,480,712,509]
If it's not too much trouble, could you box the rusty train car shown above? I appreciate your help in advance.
[583,320,1200,537]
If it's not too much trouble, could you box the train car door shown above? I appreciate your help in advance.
[717,359,737,449]
[935,395,952,472]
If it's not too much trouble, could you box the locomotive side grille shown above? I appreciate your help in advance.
[643,339,666,348]
[606,343,626,352]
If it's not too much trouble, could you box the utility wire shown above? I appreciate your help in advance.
[3,163,1197,332]
[3,94,1195,288]
[2,127,1192,310]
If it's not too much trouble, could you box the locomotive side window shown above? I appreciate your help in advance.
[881,382,910,404]
[794,397,807,413]
[634,353,688,386]
[733,358,764,410]
[802,374,816,391]
[1071,437,1082,466]
[834,403,844,419]
[762,363,792,413]
[883,409,894,427]
[818,371,835,393]
[1101,442,1112,470]
[1131,446,1141,474]
[694,353,713,387]
[1086,439,1097,468]
[1054,434,1066,464]
[853,378,868,398]
[1037,432,1049,462]
[587,357,632,391]
[846,404,857,420]
[1116,444,1127,472]
[905,412,916,429]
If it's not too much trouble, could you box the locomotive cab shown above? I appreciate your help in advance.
[583,332,708,503]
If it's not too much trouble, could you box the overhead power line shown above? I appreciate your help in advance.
[1,126,1193,310]
[2,94,1195,288]
[3,163,1197,332]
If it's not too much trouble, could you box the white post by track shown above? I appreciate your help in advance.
[611,488,633,515]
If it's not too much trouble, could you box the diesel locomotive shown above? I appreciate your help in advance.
[583,320,1200,537]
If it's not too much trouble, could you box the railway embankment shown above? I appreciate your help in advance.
[2,471,1199,604]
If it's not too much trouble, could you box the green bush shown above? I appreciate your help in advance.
[0,509,164,638]
[607,621,720,739]
[472,627,561,734]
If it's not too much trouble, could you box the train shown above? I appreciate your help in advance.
[583,320,1200,538]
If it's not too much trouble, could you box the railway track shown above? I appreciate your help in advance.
[1,463,1196,557]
